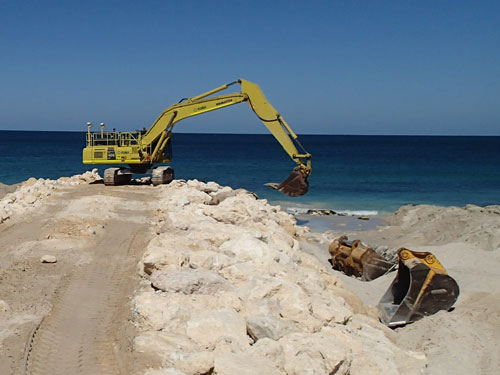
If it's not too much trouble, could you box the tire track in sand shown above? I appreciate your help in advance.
[25,217,152,375]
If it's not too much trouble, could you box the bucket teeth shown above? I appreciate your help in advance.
[265,167,309,197]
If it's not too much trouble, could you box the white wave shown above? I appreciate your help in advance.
[336,210,379,216]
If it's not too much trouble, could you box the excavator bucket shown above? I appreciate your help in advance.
[328,236,396,281]
[377,248,460,327]
[265,167,309,197]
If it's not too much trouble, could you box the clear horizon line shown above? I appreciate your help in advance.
[1,129,500,137]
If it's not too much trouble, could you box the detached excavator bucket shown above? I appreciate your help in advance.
[377,248,460,327]
[328,236,396,281]
[265,167,309,197]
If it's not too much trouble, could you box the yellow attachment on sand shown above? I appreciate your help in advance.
[378,248,460,327]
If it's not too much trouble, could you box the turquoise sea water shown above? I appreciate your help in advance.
[1,131,499,213]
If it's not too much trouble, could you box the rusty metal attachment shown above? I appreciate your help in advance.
[328,236,396,281]
[265,166,309,197]
[377,248,460,327]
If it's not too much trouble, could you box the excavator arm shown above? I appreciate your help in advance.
[83,79,311,196]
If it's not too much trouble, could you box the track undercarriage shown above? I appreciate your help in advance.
[103,166,174,186]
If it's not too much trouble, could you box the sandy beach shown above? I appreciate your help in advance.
[0,173,499,374]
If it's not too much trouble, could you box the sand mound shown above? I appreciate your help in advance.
[384,204,500,251]
[314,203,500,375]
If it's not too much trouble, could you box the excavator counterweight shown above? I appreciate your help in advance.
[82,79,311,196]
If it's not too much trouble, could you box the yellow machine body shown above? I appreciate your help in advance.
[82,79,311,196]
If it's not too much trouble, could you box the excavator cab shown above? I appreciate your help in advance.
[377,248,460,327]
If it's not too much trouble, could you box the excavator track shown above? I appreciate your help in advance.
[104,168,132,186]
[24,222,149,375]
[152,166,174,186]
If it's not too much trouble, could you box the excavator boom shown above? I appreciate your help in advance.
[82,79,311,196]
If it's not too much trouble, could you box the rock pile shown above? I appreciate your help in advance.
[0,170,101,224]
[133,180,426,374]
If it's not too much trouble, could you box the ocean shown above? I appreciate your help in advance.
[1,131,499,214]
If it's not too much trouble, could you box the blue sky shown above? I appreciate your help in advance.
[1,1,499,135]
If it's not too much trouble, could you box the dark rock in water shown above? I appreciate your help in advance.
[306,209,337,216]
[357,216,370,220]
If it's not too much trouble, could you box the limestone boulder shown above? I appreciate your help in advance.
[40,255,57,263]
[144,368,186,375]
[164,350,214,375]
[209,186,236,205]
[218,234,274,262]
[213,352,282,375]
[133,292,192,333]
[185,309,249,351]
[278,331,351,375]
[150,269,232,295]
[165,210,215,231]
[246,315,296,341]
[187,250,235,271]
[133,331,199,366]
[161,183,212,208]
[133,292,244,334]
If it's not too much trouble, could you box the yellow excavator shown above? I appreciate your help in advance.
[82,79,311,197]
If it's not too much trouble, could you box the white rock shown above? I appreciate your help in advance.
[133,331,198,365]
[150,269,232,294]
[165,350,214,375]
[133,292,243,334]
[247,315,296,341]
[165,210,215,230]
[210,186,236,205]
[186,308,249,351]
[219,235,273,262]
[144,368,187,375]
[187,250,235,271]
[214,352,282,375]
[40,255,57,263]
[278,332,350,375]
[24,194,37,204]
[202,181,220,193]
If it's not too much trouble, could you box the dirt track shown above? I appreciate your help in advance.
[0,184,158,375]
